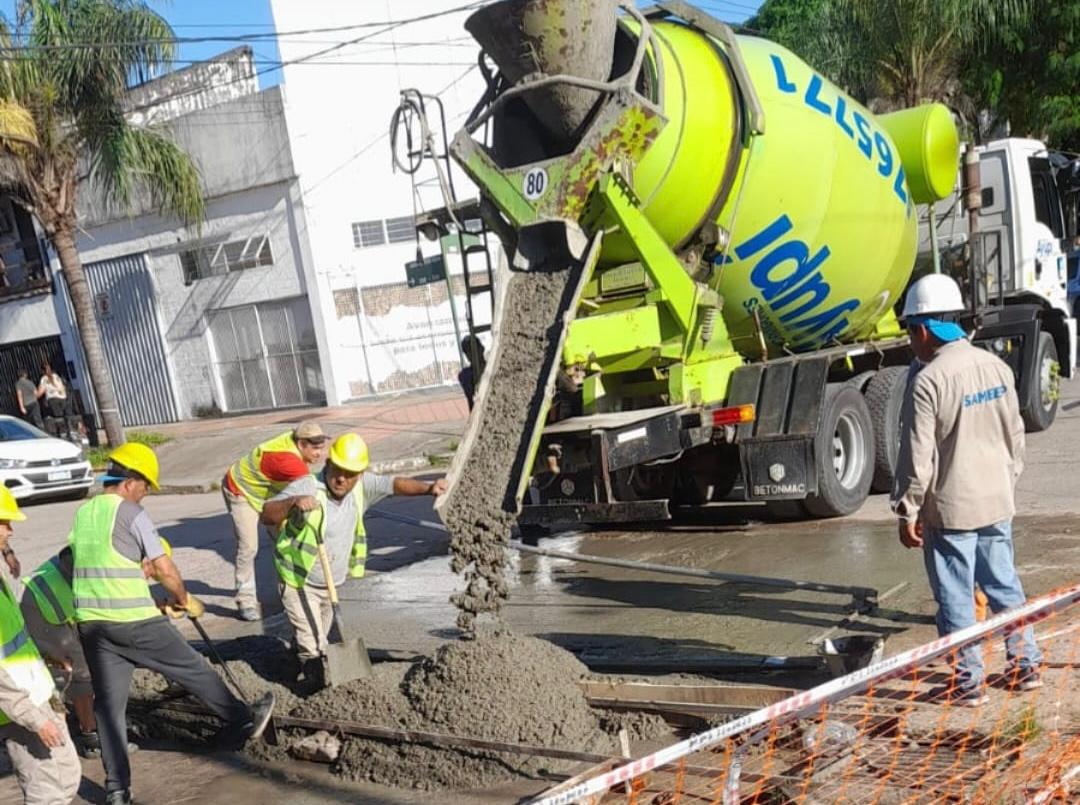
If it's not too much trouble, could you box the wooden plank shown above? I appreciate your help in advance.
[580,680,796,711]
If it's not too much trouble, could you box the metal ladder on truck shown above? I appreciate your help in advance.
[390,88,496,372]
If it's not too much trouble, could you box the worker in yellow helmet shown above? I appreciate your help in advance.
[21,534,173,760]
[0,487,81,804]
[261,432,446,687]
[72,443,273,805]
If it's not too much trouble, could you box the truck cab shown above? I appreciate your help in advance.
[928,138,1077,432]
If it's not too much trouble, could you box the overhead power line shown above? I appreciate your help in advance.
[0,3,492,52]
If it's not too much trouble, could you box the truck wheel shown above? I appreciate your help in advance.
[865,366,909,493]
[1022,332,1060,433]
[673,446,739,504]
[804,385,875,518]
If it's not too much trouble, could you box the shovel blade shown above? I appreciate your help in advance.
[320,637,373,688]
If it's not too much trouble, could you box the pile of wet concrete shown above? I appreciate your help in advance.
[128,631,669,791]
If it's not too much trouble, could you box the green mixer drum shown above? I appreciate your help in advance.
[711,36,920,352]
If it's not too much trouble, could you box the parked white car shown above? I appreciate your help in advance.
[0,416,94,501]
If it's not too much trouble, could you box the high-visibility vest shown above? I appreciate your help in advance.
[274,483,367,589]
[24,554,75,626]
[0,577,55,726]
[226,432,303,512]
[71,495,160,623]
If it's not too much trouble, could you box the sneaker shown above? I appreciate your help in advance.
[237,605,261,622]
[946,687,990,708]
[1005,666,1043,692]
[105,791,133,805]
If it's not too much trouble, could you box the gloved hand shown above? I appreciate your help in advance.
[164,595,205,619]
[182,594,206,619]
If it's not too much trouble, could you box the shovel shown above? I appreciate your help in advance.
[313,528,373,687]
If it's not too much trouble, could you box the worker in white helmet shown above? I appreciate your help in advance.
[891,273,1040,707]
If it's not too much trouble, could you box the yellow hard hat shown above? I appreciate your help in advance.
[107,442,161,490]
[159,537,172,558]
[0,487,26,522]
[328,433,369,473]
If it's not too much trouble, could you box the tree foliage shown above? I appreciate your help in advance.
[964,1,1080,150]
[746,0,1079,148]
[0,0,206,446]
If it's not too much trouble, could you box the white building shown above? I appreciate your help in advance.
[269,0,494,405]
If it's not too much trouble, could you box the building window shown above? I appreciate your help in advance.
[181,234,273,284]
[352,220,385,249]
[385,215,416,244]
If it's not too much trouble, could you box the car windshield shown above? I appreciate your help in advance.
[0,419,45,441]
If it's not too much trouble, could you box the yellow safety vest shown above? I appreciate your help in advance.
[0,577,55,726]
[274,483,367,589]
[24,553,75,626]
[71,495,160,623]
[227,431,304,512]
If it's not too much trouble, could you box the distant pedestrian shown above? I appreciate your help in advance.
[457,335,486,411]
[15,369,42,429]
[39,362,68,418]
[222,422,329,621]
[891,274,1040,707]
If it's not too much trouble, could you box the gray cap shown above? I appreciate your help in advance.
[293,421,328,443]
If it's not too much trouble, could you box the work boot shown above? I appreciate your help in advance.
[237,604,261,622]
[218,692,276,750]
[105,790,133,805]
[298,657,325,694]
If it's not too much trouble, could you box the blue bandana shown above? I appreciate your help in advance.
[907,315,967,343]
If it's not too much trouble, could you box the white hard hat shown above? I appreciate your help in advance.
[901,274,965,320]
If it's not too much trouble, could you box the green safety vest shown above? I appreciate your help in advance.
[24,554,75,626]
[274,484,367,589]
[0,577,54,726]
[70,495,160,623]
[227,431,304,512]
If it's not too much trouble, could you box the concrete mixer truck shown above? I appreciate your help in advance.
[418,0,1076,542]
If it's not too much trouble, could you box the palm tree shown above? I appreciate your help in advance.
[0,0,204,446]
[834,0,1033,109]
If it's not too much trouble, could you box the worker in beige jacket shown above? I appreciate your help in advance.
[891,274,1040,707]
[0,487,81,804]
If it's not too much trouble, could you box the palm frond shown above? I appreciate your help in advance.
[88,118,204,225]
[0,98,39,151]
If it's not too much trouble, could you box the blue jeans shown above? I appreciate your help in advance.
[922,520,1041,689]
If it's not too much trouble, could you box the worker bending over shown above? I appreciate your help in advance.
[0,487,80,804]
[262,433,446,686]
[22,546,105,758]
[223,422,328,621]
[891,274,1040,707]
[74,444,273,805]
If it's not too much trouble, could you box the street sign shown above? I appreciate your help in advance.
[405,254,446,288]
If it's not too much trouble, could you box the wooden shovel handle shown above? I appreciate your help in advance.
[315,541,339,606]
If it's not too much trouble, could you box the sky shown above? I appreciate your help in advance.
[0,0,761,90]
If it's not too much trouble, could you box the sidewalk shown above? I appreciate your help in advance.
[149,386,469,492]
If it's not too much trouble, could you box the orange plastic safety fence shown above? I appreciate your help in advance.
[541,588,1080,805]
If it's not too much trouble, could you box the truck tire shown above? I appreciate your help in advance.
[1022,332,1060,433]
[673,445,739,505]
[864,366,909,494]
[804,384,875,518]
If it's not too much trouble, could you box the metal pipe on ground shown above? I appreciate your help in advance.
[368,508,878,607]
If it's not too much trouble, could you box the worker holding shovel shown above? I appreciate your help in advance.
[263,433,446,689]
[73,443,274,805]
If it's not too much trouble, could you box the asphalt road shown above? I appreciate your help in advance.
[2,380,1078,804]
